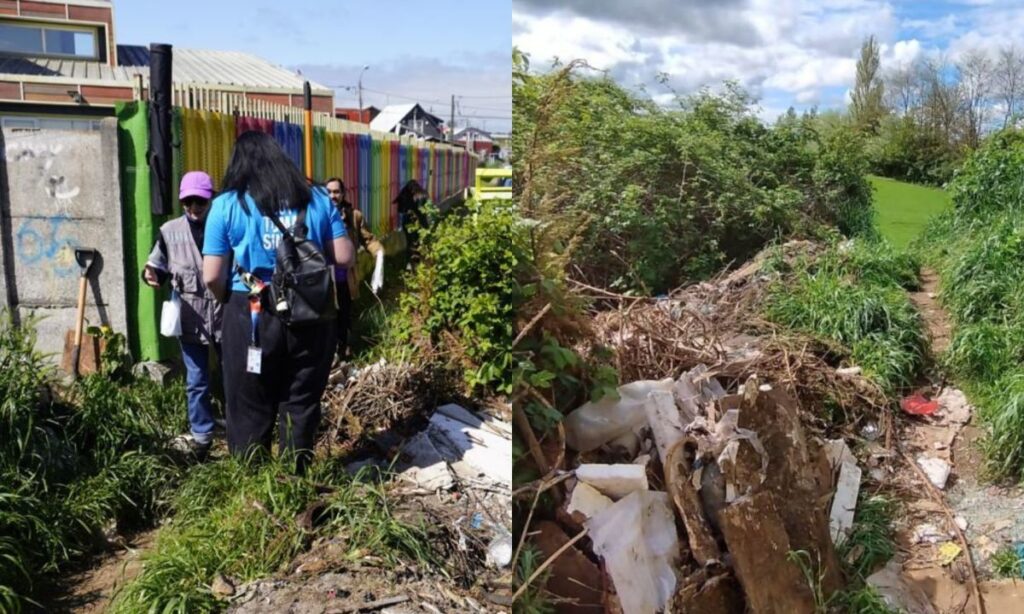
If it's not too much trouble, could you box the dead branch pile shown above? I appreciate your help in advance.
[319,361,456,451]
[583,240,888,431]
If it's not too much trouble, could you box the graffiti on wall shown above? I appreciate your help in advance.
[5,139,85,289]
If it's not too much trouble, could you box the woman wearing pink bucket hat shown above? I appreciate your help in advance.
[143,170,223,461]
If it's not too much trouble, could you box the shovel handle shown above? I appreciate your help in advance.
[71,275,88,378]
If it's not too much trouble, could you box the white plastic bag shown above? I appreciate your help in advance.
[370,251,385,294]
[563,379,674,452]
[160,290,181,337]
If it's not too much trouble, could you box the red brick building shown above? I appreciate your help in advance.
[0,0,334,130]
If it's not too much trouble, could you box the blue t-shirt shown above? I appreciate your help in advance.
[203,187,346,293]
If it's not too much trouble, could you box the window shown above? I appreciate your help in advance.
[1,116,102,132]
[0,21,99,60]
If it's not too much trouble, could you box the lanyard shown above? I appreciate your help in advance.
[249,295,261,347]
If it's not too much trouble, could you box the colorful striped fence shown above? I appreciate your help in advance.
[117,100,477,361]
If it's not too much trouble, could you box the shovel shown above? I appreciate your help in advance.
[69,248,98,379]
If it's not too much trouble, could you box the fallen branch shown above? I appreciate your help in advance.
[513,302,552,348]
[900,450,985,614]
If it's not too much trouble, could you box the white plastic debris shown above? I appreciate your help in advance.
[955,516,969,532]
[836,366,862,377]
[913,523,948,544]
[916,456,951,490]
[564,379,674,452]
[485,526,513,569]
[427,405,512,486]
[575,464,649,500]
[825,439,862,543]
[643,390,687,462]
[567,481,614,520]
[587,491,679,614]
[712,409,768,502]
[866,561,938,614]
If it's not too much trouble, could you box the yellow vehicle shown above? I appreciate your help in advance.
[473,167,512,200]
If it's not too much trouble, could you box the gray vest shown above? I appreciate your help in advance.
[160,216,223,345]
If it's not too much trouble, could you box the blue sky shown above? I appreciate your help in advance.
[513,0,1024,122]
[116,0,512,131]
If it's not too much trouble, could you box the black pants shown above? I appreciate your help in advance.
[336,279,352,355]
[221,291,335,474]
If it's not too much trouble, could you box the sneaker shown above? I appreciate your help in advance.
[192,440,212,462]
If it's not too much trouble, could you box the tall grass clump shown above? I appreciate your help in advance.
[920,129,1024,479]
[0,315,186,610]
[111,457,436,614]
[765,239,926,393]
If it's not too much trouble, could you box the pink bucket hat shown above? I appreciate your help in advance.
[179,171,214,200]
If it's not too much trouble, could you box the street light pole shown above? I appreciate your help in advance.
[358,65,370,117]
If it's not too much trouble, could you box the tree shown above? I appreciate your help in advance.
[884,62,921,116]
[995,45,1024,128]
[957,49,994,148]
[851,35,887,132]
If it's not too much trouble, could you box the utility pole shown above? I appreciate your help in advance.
[450,94,455,142]
[358,65,370,116]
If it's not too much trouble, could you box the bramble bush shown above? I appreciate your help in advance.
[513,52,875,295]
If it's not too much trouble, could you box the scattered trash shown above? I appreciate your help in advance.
[866,561,938,614]
[566,481,613,521]
[485,526,512,569]
[916,456,951,490]
[901,394,939,416]
[913,523,948,544]
[564,379,675,452]
[587,490,679,614]
[826,439,862,543]
[470,512,483,530]
[954,516,968,532]
[575,463,649,500]
[938,542,962,565]
[836,366,862,377]
[860,421,880,440]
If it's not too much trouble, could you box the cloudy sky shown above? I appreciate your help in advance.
[117,1,512,132]
[513,0,1024,121]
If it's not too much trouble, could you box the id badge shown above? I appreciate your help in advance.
[246,346,262,374]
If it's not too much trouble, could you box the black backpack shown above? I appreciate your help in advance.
[262,205,337,326]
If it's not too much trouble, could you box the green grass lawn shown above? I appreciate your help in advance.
[870,175,951,249]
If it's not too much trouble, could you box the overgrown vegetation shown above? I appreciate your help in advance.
[0,317,187,611]
[921,128,1024,479]
[765,239,926,393]
[111,457,434,613]
[514,50,875,295]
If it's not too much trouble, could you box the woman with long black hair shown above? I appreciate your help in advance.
[202,131,354,474]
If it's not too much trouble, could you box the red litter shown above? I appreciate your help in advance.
[901,394,939,416]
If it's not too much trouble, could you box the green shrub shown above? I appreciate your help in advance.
[514,54,875,295]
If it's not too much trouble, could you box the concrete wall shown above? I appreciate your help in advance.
[0,119,127,362]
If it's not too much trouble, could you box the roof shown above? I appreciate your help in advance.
[369,103,443,133]
[0,45,332,94]
[455,126,493,140]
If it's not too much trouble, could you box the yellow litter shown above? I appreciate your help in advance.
[938,541,962,566]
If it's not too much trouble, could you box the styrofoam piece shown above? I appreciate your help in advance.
[587,491,679,614]
[575,463,649,500]
[916,456,951,490]
[567,481,614,520]
[644,390,687,462]
[830,459,862,543]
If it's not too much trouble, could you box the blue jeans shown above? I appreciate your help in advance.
[180,341,219,445]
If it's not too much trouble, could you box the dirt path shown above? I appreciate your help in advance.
[42,529,157,613]
[879,268,1024,612]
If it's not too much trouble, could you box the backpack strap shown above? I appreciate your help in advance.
[262,204,308,240]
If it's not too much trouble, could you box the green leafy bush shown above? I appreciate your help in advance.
[514,54,875,294]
